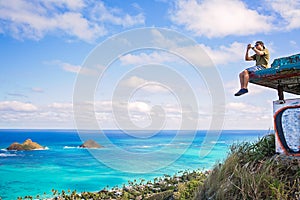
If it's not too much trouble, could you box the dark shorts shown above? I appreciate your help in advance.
[246,65,265,74]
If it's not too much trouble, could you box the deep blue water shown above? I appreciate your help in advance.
[0,129,268,199]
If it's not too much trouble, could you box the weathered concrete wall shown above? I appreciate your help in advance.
[273,98,300,156]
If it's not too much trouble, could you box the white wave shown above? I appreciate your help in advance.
[0,153,18,157]
[63,146,78,149]
[210,141,226,144]
[178,142,190,145]
[1,148,7,151]
[157,143,190,147]
[32,147,49,150]
[64,146,103,150]
[158,144,176,147]
[133,145,153,149]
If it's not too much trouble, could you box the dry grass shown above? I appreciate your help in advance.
[196,134,300,200]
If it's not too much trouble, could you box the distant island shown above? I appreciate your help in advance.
[79,139,103,149]
[7,139,45,151]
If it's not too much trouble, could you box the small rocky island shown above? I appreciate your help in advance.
[79,139,103,149]
[7,139,44,150]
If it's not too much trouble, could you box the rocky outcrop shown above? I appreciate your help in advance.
[7,139,44,150]
[80,140,103,149]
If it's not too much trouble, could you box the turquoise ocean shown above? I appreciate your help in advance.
[0,129,268,199]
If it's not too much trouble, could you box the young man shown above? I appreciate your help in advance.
[235,41,270,96]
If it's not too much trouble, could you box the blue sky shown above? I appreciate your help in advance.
[0,0,300,130]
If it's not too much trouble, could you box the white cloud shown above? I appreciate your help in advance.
[223,100,274,129]
[61,62,82,74]
[248,84,270,95]
[268,0,300,30]
[120,76,170,93]
[227,102,265,114]
[128,101,151,113]
[94,100,187,129]
[121,76,147,87]
[0,99,213,129]
[170,0,273,37]
[57,12,105,42]
[0,0,104,41]
[43,0,85,11]
[192,42,240,65]
[7,92,27,98]
[93,101,114,113]
[119,27,246,68]
[91,2,144,27]
[48,60,96,75]
[94,100,152,114]
[227,102,248,110]
[95,100,180,115]
[289,40,298,48]
[31,87,44,93]
[225,79,270,95]
[0,101,76,126]
[48,102,73,109]
[141,84,170,93]
[120,41,245,69]
[0,101,38,112]
[150,29,181,49]
[0,0,144,41]
[120,52,178,66]
[199,42,245,65]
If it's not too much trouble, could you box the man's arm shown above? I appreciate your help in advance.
[245,44,254,61]
[251,47,265,56]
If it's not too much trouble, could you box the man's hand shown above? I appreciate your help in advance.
[247,43,252,50]
[245,44,254,61]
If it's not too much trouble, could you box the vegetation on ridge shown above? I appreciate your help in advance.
[197,134,300,200]
[18,170,208,200]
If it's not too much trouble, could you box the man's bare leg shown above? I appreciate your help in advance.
[242,70,249,89]
[235,70,249,96]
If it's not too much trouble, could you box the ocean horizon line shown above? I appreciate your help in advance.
[0,128,273,131]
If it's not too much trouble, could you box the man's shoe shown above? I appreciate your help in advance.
[234,88,248,96]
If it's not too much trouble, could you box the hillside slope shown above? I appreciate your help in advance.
[196,134,300,200]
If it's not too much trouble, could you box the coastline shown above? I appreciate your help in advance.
[20,169,209,200]
[0,130,269,199]
[19,134,300,200]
